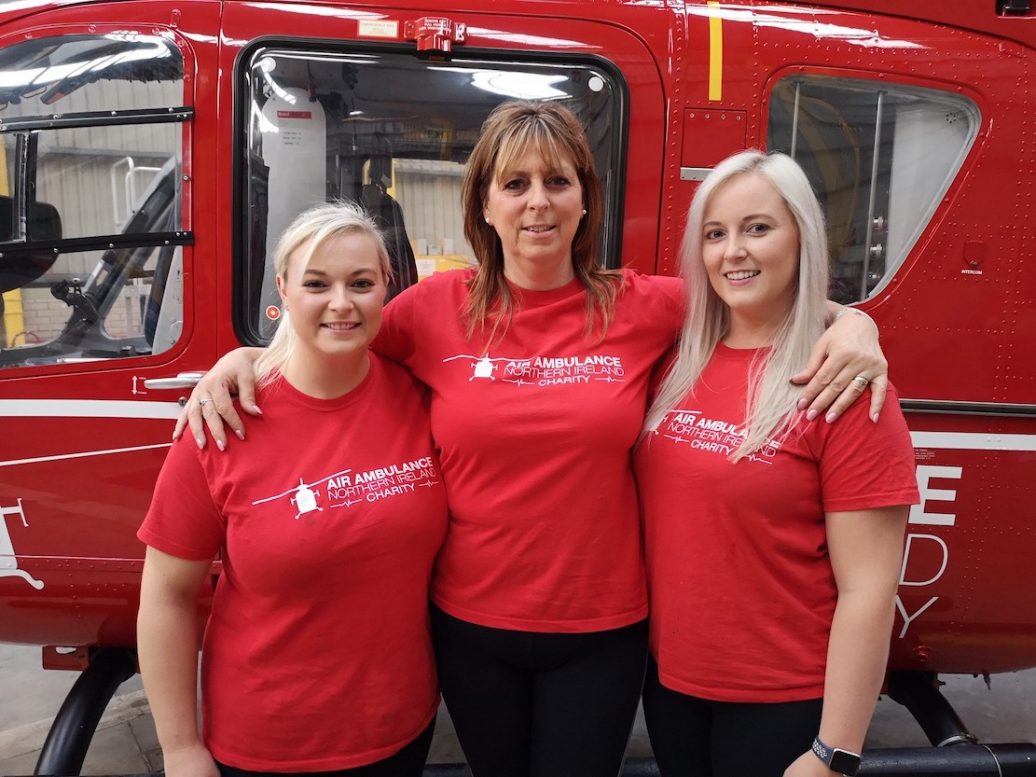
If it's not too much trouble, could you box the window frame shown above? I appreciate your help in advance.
[762,66,984,303]
[0,26,196,369]
[231,36,631,347]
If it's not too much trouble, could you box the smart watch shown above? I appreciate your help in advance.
[811,736,862,776]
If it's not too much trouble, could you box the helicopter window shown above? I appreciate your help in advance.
[237,46,624,344]
[767,76,979,304]
[0,33,189,368]
[13,124,181,242]
[0,243,184,363]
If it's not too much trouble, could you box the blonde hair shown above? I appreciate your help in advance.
[255,201,391,387]
[643,151,829,461]
[460,100,621,344]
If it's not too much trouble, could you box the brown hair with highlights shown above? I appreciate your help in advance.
[460,100,621,343]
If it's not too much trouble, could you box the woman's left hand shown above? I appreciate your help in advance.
[791,310,887,423]
[784,750,838,777]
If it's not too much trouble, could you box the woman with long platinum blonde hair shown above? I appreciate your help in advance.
[637,151,918,777]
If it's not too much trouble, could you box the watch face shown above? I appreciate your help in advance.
[829,749,861,776]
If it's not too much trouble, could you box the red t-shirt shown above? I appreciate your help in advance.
[138,355,448,771]
[376,269,684,632]
[635,343,919,702]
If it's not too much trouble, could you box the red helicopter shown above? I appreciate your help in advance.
[1,0,1034,774]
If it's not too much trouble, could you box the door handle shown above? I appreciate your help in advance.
[143,371,205,390]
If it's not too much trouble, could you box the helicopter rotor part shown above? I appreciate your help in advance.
[886,671,978,747]
[422,761,662,776]
[857,744,1036,775]
[33,647,137,777]
[421,748,1036,776]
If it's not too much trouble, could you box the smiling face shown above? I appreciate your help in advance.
[701,171,801,344]
[277,231,387,365]
[482,146,585,287]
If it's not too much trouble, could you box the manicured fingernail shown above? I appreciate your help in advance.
[194,437,204,449]
[826,411,838,423]
[253,405,263,415]
[797,398,808,410]
[871,413,879,424]
[806,409,818,421]
[235,429,245,441]
[216,440,225,452]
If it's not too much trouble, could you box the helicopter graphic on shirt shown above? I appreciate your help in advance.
[442,353,520,381]
[251,468,352,520]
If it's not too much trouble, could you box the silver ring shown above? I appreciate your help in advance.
[852,375,869,390]
[198,397,213,407]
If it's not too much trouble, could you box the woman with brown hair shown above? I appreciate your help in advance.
[175,101,886,777]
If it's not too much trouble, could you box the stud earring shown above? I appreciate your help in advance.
[582,209,588,216]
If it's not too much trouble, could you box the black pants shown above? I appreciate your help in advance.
[431,604,648,777]
[642,656,822,777]
[216,719,434,777]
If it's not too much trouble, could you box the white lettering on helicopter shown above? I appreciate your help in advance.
[895,465,962,638]
[0,498,45,590]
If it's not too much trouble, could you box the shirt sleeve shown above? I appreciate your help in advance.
[634,272,687,336]
[813,385,920,513]
[654,273,688,320]
[137,438,225,560]
[373,280,419,364]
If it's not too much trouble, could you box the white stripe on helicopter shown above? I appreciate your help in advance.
[0,443,173,469]
[0,399,181,419]
[0,399,179,469]
[910,432,1036,451]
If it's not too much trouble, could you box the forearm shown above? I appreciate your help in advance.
[824,299,874,330]
[237,346,266,363]
[138,595,203,752]
[817,591,897,752]
[824,299,844,325]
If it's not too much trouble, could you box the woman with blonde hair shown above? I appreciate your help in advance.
[138,202,448,777]
[637,151,917,777]
[175,104,887,777]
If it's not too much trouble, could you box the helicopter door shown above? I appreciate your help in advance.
[221,3,665,347]
[0,3,220,647]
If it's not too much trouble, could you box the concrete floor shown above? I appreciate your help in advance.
[1,642,1034,775]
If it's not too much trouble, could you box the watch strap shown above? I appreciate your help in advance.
[811,736,861,776]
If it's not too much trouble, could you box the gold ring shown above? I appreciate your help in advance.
[852,375,869,390]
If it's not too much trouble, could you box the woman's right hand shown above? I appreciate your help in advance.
[162,742,219,777]
[172,347,264,450]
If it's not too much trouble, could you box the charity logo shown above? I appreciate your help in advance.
[252,458,439,519]
[658,409,779,463]
[1,498,45,590]
[443,352,626,387]
[251,468,351,519]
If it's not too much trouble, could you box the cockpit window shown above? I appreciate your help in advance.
[768,75,979,303]
[0,32,182,111]
[0,33,190,368]
[238,46,623,343]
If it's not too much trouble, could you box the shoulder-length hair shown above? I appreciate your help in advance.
[255,201,391,387]
[643,151,829,461]
[460,100,621,343]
